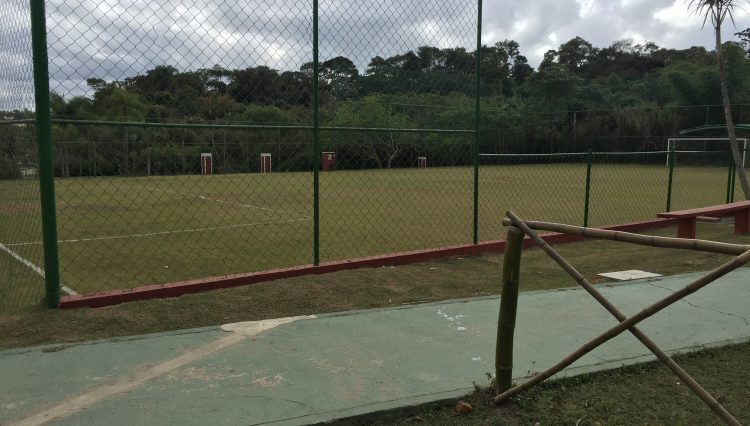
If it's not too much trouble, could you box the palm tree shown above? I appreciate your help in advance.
[690,0,750,199]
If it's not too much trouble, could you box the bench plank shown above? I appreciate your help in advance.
[657,200,750,219]
[657,201,750,239]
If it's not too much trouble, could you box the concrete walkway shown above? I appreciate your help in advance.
[2,270,749,425]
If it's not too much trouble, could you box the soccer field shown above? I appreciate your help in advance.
[0,163,734,305]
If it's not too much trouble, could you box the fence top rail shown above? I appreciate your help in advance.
[0,119,35,126]
[48,119,476,134]
[668,137,749,141]
[479,151,670,157]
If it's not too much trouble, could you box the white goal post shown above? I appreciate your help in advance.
[666,138,747,167]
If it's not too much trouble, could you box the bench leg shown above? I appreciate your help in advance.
[677,218,696,239]
[735,210,750,234]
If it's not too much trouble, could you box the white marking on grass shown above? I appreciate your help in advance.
[0,243,77,295]
[10,315,315,426]
[138,185,310,219]
[3,217,311,247]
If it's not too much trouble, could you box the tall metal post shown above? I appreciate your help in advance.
[583,150,593,227]
[312,0,321,265]
[727,149,735,204]
[472,0,482,244]
[730,160,736,203]
[30,0,61,308]
[666,145,675,213]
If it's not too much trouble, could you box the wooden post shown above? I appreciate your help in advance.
[495,225,523,394]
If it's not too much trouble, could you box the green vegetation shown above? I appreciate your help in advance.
[0,157,21,180]
[5,36,750,178]
[382,341,750,425]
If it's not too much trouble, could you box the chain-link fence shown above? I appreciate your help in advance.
[2,0,749,311]
[0,0,46,312]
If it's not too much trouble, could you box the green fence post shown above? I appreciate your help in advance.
[472,0,482,245]
[312,0,320,265]
[496,223,523,394]
[666,145,675,212]
[730,160,736,203]
[583,150,592,227]
[30,0,61,308]
[727,149,734,204]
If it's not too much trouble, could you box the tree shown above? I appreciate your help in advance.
[87,79,145,175]
[690,0,750,199]
[336,95,417,168]
[735,27,750,56]
[557,37,596,72]
[320,56,359,100]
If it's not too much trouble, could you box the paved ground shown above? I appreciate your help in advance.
[2,270,749,425]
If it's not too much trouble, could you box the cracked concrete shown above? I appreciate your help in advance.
[645,281,750,326]
[1,270,748,425]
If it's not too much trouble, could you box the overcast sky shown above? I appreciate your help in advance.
[2,0,750,108]
[486,0,750,66]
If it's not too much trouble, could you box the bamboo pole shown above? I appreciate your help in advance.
[496,225,523,394]
[494,245,750,406]
[500,218,750,255]
[499,211,741,425]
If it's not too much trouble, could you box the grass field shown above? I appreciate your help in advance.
[0,162,737,308]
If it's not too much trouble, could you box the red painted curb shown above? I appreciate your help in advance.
[60,217,678,309]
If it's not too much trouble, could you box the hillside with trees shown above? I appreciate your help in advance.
[5,35,750,176]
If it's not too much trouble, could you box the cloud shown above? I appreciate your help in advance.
[1,0,749,109]
[482,0,747,65]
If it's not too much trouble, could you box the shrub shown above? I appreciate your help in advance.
[0,157,22,180]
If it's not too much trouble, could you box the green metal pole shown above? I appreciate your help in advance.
[30,0,61,308]
[727,149,734,204]
[496,224,523,394]
[312,0,320,265]
[666,145,675,212]
[730,160,736,203]
[472,0,482,245]
[583,149,592,227]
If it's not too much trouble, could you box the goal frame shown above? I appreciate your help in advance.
[666,138,747,167]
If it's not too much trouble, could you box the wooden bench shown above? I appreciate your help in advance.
[657,201,750,239]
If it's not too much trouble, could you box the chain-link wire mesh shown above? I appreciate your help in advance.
[0,0,46,312]
[3,0,750,310]
[41,0,315,295]
[672,150,732,211]
[478,153,588,241]
[587,152,668,227]
[317,0,478,261]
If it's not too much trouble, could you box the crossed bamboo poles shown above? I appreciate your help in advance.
[495,211,749,425]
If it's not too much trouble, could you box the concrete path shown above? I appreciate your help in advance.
[2,270,749,425]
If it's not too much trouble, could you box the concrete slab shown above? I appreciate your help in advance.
[2,269,749,425]
[598,269,662,281]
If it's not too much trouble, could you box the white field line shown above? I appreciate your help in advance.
[3,217,311,247]
[137,185,310,219]
[0,242,77,296]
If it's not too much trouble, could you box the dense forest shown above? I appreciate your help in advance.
[4,33,750,177]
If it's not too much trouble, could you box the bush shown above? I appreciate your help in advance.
[0,157,22,180]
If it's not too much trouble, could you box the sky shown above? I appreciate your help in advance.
[485,0,750,66]
[2,0,750,108]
